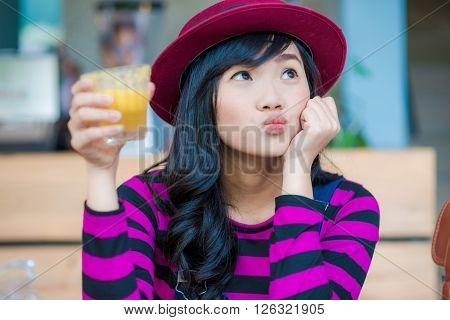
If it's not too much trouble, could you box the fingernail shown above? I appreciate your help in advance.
[112,125,124,132]
[82,77,93,85]
[102,95,114,104]
[108,111,121,120]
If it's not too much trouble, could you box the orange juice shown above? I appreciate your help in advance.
[98,88,149,132]
[81,64,151,144]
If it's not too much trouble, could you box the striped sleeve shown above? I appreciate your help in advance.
[269,181,380,300]
[82,175,158,300]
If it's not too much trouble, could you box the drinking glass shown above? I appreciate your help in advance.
[81,64,151,146]
[0,259,38,299]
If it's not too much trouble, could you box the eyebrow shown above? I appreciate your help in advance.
[274,53,303,66]
[228,53,304,74]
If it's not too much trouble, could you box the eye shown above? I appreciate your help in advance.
[282,68,299,79]
[231,68,299,81]
[231,71,251,81]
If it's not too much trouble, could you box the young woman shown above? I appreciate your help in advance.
[69,0,380,300]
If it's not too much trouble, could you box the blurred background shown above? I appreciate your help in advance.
[0,0,448,300]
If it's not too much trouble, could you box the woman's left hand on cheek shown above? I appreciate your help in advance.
[283,96,341,171]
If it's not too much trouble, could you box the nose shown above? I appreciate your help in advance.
[256,83,284,111]
[259,102,283,111]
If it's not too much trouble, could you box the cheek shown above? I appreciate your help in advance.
[216,105,250,151]
[216,94,253,138]
[215,99,259,155]
[296,104,307,131]
[292,85,310,131]
[216,95,249,124]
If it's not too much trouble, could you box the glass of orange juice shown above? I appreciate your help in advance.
[81,64,151,145]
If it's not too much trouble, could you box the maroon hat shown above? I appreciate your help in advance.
[149,0,347,126]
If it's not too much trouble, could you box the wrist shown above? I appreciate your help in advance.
[86,160,118,177]
[281,170,313,198]
[86,162,117,191]
[283,156,312,176]
[85,163,119,212]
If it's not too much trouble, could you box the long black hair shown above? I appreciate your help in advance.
[143,32,342,299]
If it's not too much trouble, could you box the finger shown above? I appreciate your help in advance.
[71,77,93,96]
[306,97,324,124]
[72,107,122,129]
[321,96,339,122]
[311,96,332,126]
[301,99,321,128]
[73,124,124,149]
[320,96,341,133]
[316,96,335,122]
[324,97,339,122]
[71,92,114,114]
[311,96,337,132]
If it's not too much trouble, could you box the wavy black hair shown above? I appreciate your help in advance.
[143,32,342,299]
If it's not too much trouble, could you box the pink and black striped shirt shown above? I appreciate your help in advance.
[82,169,380,300]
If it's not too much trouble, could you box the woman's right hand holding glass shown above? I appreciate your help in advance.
[68,77,155,171]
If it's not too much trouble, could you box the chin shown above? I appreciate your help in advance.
[259,147,288,158]
[239,143,289,158]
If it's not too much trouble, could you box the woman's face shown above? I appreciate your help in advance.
[216,42,311,158]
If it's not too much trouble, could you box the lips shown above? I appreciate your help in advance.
[264,116,287,126]
[263,115,287,134]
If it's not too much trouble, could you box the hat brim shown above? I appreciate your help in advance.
[150,3,347,125]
